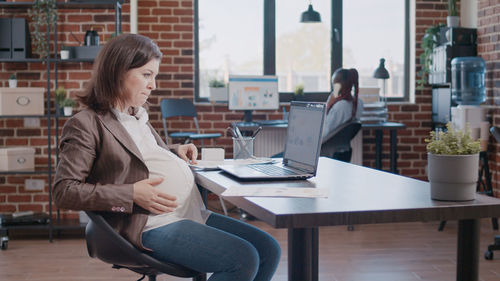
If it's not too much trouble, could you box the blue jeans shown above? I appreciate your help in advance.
[142,213,281,281]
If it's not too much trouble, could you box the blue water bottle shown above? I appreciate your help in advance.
[451,56,486,105]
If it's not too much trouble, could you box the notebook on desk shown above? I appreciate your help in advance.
[219,101,326,180]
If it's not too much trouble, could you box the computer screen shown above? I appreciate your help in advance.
[228,75,279,110]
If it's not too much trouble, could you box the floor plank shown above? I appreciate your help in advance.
[1,218,500,280]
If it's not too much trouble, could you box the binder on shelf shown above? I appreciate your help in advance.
[11,18,31,59]
[0,18,12,59]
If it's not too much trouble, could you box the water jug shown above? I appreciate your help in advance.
[451,56,486,105]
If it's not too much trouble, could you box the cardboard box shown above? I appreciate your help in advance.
[0,147,35,171]
[0,87,45,116]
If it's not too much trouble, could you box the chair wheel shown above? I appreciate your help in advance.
[347,225,354,231]
[1,240,7,250]
[485,250,493,260]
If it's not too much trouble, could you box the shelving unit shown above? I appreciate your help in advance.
[0,1,122,250]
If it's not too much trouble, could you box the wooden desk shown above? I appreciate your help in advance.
[195,157,500,281]
[362,122,406,174]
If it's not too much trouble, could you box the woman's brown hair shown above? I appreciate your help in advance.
[328,68,359,118]
[79,33,162,113]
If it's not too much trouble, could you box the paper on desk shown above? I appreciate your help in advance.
[222,186,328,198]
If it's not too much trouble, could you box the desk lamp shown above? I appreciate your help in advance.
[373,58,390,103]
[300,1,321,23]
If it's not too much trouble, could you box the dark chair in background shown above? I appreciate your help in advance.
[485,126,500,260]
[85,211,206,281]
[160,99,221,146]
[320,120,362,163]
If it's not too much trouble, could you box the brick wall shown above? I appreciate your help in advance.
[1,0,498,216]
[478,0,500,196]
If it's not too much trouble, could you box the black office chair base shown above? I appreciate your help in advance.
[484,235,500,260]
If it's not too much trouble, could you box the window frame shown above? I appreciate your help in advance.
[194,0,411,103]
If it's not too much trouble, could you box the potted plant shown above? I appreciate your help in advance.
[208,78,227,102]
[425,122,481,201]
[54,86,66,115]
[447,0,459,27]
[60,44,70,60]
[8,74,17,88]
[28,0,57,59]
[417,23,445,89]
[61,98,75,116]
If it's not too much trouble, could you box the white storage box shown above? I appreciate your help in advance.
[0,147,35,171]
[0,88,45,115]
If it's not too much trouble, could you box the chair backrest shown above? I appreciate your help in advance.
[84,211,201,278]
[490,126,500,143]
[160,99,201,143]
[320,120,362,161]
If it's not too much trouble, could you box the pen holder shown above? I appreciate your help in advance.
[233,137,254,159]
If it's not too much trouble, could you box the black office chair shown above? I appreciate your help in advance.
[85,211,206,281]
[160,99,221,146]
[484,126,500,260]
[320,120,362,163]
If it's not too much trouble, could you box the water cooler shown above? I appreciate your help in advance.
[450,56,487,149]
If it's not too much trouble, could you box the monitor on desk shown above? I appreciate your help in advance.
[228,75,279,123]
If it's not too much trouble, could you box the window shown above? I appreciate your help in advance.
[196,0,263,99]
[343,0,407,99]
[195,0,412,102]
[276,0,331,93]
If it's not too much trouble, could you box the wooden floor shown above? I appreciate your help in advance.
[1,218,500,281]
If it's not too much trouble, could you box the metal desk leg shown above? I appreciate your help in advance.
[375,130,383,170]
[457,219,479,281]
[288,227,318,281]
[390,129,398,174]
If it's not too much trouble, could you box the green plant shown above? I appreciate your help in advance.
[294,83,304,96]
[425,122,480,155]
[60,98,75,108]
[417,23,445,89]
[448,0,458,17]
[60,44,68,51]
[9,74,16,80]
[28,0,57,59]
[54,86,66,105]
[209,79,225,88]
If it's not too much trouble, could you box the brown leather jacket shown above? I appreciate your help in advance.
[53,109,180,251]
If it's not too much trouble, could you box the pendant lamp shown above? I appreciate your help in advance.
[300,1,321,23]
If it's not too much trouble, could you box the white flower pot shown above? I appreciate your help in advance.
[60,50,70,60]
[447,16,459,27]
[427,153,479,201]
[209,87,228,102]
[8,79,17,88]
[63,106,73,116]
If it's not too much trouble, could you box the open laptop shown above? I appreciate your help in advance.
[219,101,326,180]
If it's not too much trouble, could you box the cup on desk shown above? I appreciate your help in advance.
[233,137,254,159]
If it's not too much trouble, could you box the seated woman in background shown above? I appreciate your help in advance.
[322,68,363,140]
[53,33,280,281]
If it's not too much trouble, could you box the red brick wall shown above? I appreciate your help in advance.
[478,0,500,196]
[2,0,498,216]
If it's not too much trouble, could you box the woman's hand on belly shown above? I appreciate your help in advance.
[133,178,178,214]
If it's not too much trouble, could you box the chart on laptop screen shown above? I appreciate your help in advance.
[284,104,324,166]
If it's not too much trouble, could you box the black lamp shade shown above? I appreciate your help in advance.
[373,58,390,79]
[301,4,321,23]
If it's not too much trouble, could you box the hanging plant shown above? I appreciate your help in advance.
[28,0,58,59]
[417,23,445,89]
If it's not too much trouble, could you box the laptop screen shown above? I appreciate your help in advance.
[283,101,326,173]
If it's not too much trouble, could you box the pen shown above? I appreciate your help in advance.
[234,125,243,139]
[251,126,262,138]
[226,127,238,138]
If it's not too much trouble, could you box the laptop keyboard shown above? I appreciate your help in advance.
[248,164,299,176]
